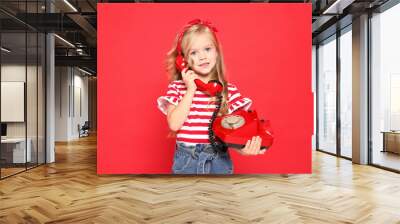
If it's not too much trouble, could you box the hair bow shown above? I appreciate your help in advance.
[186,19,218,33]
[176,19,219,53]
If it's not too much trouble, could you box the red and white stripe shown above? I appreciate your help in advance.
[157,80,252,144]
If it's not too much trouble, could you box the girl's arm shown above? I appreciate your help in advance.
[166,69,199,132]
[166,88,196,132]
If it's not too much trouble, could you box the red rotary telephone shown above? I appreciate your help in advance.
[212,109,274,150]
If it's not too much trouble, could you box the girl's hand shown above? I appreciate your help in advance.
[181,68,198,93]
[239,136,265,156]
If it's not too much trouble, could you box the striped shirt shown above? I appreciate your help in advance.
[157,80,252,144]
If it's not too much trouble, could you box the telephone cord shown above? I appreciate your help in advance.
[208,94,227,152]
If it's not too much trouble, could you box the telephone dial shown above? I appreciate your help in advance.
[212,109,274,150]
[174,19,274,152]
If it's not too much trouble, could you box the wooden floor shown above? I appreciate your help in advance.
[1,135,400,223]
[0,167,26,178]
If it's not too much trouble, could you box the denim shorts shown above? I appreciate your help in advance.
[172,142,233,174]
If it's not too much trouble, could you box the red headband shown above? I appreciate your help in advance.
[176,19,219,55]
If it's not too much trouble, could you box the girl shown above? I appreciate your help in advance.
[157,19,264,174]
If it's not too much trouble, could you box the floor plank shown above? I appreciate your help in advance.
[1,134,400,223]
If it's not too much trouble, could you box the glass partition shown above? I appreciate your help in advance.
[1,30,28,177]
[0,1,46,179]
[371,3,400,171]
[339,27,352,158]
[317,35,337,154]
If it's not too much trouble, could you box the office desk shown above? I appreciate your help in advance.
[1,138,32,163]
[381,131,400,154]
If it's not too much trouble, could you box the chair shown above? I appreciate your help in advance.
[79,121,90,138]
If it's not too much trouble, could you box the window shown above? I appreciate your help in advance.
[317,35,337,154]
[371,2,400,171]
[339,27,352,158]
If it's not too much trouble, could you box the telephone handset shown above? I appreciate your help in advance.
[175,55,223,96]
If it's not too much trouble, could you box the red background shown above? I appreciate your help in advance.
[97,3,313,174]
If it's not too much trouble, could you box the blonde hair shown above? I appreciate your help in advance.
[166,23,229,115]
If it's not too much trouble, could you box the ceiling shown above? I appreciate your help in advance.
[0,0,394,75]
[0,0,97,74]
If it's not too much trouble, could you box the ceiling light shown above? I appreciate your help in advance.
[322,0,355,15]
[54,34,75,48]
[1,47,11,53]
[78,67,93,76]
[63,0,78,12]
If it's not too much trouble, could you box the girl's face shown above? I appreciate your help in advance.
[186,33,218,76]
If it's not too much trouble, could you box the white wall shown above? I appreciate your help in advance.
[1,65,39,137]
[55,66,69,141]
[55,67,89,141]
[73,73,89,137]
[1,65,26,128]
[312,45,316,150]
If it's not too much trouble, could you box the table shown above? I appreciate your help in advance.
[1,138,32,164]
[381,131,400,154]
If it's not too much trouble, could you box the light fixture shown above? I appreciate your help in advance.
[63,0,78,12]
[1,47,11,53]
[322,0,355,15]
[54,34,75,48]
[78,67,93,76]
[76,48,86,56]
